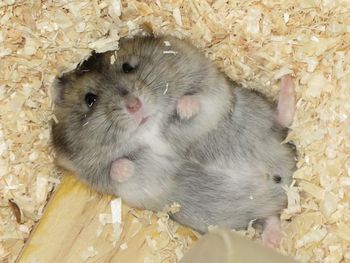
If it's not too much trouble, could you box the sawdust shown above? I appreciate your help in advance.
[1,1,349,262]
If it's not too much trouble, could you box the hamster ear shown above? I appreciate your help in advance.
[52,75,69,105]
[77,51,111,73]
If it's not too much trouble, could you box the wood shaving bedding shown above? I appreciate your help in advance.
[1,1,349,262]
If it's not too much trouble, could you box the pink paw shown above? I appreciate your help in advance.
[110,158,134,183]
[262,216,282,249]
[274,75,295,128]
[177,95,199,120]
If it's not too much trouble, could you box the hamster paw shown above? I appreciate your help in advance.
[262,216,282,249]
[110,158,134,183]
[177,95,200,120]
[274,75,295,128]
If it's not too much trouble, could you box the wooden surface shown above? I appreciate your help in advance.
[17,173,197,263]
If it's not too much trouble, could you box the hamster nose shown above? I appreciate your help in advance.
[126,96,142,113]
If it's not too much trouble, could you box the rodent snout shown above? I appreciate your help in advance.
[126,96,142,113]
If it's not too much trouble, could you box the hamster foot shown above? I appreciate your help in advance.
[110,158,134,183]
[177,95,199,120]
[261,215,281,249]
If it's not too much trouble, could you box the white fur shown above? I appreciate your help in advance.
[196,82,231,132]
[136,117,173,156]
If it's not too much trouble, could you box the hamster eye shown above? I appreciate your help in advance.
[122,62,136,73]
[85,93,98,108]
[119,87,129,97]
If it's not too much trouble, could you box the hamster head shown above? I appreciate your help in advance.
[51,53,162,168]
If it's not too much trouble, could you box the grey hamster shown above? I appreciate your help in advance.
[51,36,295,246]
[51,36,230,192]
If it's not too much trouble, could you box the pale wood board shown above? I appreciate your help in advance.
[16,173,197,263]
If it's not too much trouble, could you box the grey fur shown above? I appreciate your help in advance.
[51,36,295,233]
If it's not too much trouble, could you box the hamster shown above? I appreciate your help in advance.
[111,74,295,183]
[107,71,294,247]
[51,36,230,192]
[51,36,296,248]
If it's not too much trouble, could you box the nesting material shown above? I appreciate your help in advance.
[1,1,350,262]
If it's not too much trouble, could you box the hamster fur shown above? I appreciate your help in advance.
[51,36,295,237]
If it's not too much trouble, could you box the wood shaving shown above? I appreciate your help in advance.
[110,198,123,242]
[161,202,181,215]
[128,208,195,262]
[80,246,98,261]
[163,50,178,55]
[120,242,128,250]
[8,199,23,224]
[1,1,350,262]
[129,218,143,238]
[111,198,122,225]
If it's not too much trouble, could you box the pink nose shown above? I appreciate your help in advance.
[126,97,142,113]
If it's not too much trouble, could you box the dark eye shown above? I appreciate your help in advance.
[85,93,98,108]
[122,62,135,73]
[119,87,129,97]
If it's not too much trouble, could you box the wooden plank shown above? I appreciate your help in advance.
[17,173,197,263]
